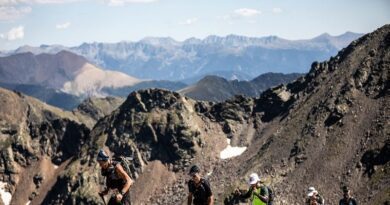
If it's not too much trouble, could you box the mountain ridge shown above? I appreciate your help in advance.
[3,32,364,81]
[179,72,302,102]
[0,50,141,97]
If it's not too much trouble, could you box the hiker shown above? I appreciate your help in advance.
[306,187,324,205]
[266,184,274,205]
[97,149,133,205]
[187,165,214,205]
[235,173,268,205]
[339,186,357,205]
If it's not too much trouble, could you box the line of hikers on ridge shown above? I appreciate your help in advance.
[96,148,358,205]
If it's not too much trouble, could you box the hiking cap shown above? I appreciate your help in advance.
[342,186,350,193]
[189,165,200,175]
[97,149,110,161]
[248,173,260,185]
[307,187,318,197]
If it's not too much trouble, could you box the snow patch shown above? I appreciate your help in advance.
[0,182,12,205]
[220,139,247,159]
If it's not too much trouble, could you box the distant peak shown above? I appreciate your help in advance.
[140,37,178,45]
[316,32,332,38]
[198,75,227,83]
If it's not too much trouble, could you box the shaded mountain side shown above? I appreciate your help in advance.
[0,88,92,205]
[0,51,140,97]
[102,80,187,96]
[179,73,302,102]
[0,51,87,89]
[251,72,303,91]
[45,25,387,205]
[73,96,125,123]
[0,82,83,110]
[180,70,254,84]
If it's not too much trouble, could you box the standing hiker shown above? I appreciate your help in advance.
[306,187,324,205]
[339,186,357,205]
[235,173,268,205]
[97,148,133,205]
[187,165,214,205]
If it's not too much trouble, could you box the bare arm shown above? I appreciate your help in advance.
[187,192,193,205]
[115,164,133,194]
[207,194,214,205]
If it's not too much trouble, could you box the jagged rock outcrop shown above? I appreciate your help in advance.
[73,96,125,127]
[0,88,91,205]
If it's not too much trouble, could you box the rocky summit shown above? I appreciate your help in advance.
[0,25,388,205]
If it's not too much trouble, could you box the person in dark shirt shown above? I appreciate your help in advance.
[187,165,214,205]
[97,148,133,205]
[339,186,358,205]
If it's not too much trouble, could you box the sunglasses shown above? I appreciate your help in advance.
[190,173,198,178]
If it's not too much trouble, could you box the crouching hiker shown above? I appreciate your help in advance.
[187,165,214,205]
[97,149,133,205]
[235,173,268,205]
[306,187,324,205]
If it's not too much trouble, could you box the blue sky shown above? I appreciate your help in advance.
[0,0,389,50]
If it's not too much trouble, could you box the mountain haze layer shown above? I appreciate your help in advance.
[7,32,363,81]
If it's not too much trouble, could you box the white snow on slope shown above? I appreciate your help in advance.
[220,139,247,159]
[0,182,12,205]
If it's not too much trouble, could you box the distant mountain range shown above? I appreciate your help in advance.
[179,73,302,101]
[4,32,363,81]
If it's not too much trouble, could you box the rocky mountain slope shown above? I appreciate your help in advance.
[179,73,302,102]
[73,96,125,125]
[83,24,388,204]
[0,25,387,205]
[0,82,82,111]
[8,32,363,81]
[0,88,93,205]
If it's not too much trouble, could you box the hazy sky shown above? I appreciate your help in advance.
[0,0,389,50]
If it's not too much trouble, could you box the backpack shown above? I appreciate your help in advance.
[114,156,137,179]
[267,186,274,202]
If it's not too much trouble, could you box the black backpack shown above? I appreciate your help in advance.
[267,186,274,202]
[113,156,137,179]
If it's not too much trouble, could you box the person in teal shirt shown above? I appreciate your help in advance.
[236,173,268,205]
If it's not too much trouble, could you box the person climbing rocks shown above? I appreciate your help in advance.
[187,165,214,205]
[306,187,324,205]
[339,186,357,205]
[97,148,133,205]
[235,173,268,205]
